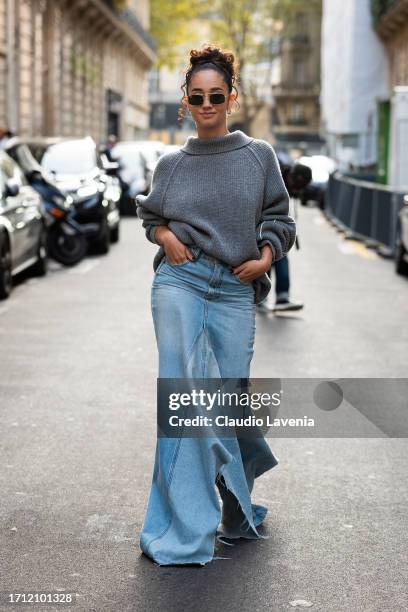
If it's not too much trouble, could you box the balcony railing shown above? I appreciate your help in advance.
[289,34,311,47]
[272,82,319,94]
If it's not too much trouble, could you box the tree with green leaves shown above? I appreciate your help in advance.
[150,0,321,133]
[150,0,205,70]
[206,0,321,132]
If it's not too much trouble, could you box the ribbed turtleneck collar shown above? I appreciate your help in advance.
[180,129,253,155]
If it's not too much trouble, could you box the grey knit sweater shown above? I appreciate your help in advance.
[136,130,297,304]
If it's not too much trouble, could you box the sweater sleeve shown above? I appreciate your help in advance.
[255,142,297,262]
[136,152,176,244]
[135,205,168,244]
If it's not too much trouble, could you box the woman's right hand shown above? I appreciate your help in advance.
[155,227,194,265]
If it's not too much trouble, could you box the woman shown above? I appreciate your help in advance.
[136,44,297,566]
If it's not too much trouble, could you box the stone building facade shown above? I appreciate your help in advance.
[0,0,156,141]
[375,0,408,88]
[271,5,323,151]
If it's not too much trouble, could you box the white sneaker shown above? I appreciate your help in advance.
[273,298,304,312]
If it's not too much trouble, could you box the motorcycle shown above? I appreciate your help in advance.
[28,169,89,266]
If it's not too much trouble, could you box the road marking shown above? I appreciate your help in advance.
[68,259,100,275]
[351,241,378,260]
[337,239,378,260]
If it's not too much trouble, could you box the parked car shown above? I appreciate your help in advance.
[27,137,121,254]
[395,194,408,276]
[110,142,149,215]
[135,140,166,171]
[0,151,47,299]
[124,138,164,170]
[5,140,90,266]
[295,155,337,209]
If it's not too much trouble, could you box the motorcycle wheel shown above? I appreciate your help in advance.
[48,225,88,266]
[91,217,110,255]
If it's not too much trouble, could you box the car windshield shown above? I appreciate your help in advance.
[40,141,96,175]
[13,145,43,174]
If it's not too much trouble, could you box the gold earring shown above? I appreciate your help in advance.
[227,108,231,115]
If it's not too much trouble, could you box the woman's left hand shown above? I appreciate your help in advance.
[232,245,274,283]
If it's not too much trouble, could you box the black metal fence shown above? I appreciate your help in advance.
[325,172,406,257]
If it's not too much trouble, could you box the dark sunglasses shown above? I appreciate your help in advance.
[188,93,226,106]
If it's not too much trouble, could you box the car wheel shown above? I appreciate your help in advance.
[92,217,110,255]
[110,223,120,244]
[30,226,48,277]
[395,238,408,276]
[0,236,12,300]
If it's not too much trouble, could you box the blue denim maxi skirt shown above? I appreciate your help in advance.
[140,245,279,565]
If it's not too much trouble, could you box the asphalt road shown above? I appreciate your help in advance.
[1,205,407,611]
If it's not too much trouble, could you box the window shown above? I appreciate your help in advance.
[289,103,306,126]
[0,155,15,179]
[295,13,307,33]
[293,58,306,84]
[341,134,360,149]
[0,155,26,186]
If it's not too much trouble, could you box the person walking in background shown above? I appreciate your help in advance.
[257,160,312,313]
[136,44,297,566]
[100,134,118,161]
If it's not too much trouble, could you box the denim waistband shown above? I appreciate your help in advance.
[189,245,232,270]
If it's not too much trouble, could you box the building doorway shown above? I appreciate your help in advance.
[107,89,123,138]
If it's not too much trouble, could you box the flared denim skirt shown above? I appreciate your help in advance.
[139,245,279,566]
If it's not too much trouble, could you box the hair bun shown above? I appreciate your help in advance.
[189,45,235,77]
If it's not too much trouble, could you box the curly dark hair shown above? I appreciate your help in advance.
[178,44,240,123]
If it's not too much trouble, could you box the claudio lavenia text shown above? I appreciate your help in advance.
[168,415,315,428]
